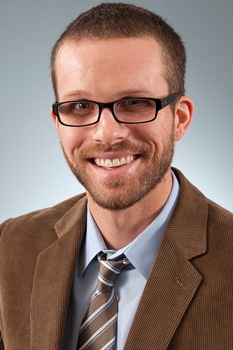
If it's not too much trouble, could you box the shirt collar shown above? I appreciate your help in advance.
[78,171,179,279]
[78,210,106,277]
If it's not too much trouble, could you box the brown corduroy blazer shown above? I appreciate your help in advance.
[0,168,232,350]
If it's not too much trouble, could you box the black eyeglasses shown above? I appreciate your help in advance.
[52,92,182,127]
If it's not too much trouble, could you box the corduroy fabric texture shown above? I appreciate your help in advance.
[0,169,232,350]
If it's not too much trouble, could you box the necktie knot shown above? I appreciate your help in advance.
[97,254,129,292]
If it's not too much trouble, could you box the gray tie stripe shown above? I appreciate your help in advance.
[77,254,129,350]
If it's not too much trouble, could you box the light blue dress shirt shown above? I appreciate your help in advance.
[62,172,179,349]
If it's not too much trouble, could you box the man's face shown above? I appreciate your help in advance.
[52,37,176,210]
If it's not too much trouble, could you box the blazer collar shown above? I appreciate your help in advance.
[30,195,87,350]
[168,167,207,259]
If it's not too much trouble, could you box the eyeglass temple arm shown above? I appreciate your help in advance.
[161,92,182,108]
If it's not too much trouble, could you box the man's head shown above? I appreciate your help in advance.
[51,2,186,100]
[50,3,193,211]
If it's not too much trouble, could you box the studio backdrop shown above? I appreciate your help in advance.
[1,0,232,221]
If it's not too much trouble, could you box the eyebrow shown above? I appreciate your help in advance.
[59,89,153,101]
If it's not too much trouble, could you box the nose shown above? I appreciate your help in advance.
[92,108,129,144]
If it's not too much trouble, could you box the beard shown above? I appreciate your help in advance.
[61,127,175,211]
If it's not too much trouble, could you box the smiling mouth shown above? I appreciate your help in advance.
[94,155,135,169]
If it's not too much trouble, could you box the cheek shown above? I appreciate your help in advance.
[133,123,164,147]
[59,129,84,153]
[143,121,175,152]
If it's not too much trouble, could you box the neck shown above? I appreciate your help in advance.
[87,170,173,249]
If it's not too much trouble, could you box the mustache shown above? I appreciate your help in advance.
[76,140,150,159]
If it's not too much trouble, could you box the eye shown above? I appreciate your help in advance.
[72,101,93,111]
[122,99,145,106]
[65,101,98,117]
[58,101,98,118]
[117,98,155,110]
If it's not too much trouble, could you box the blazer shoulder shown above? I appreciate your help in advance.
[0,193,87,245]
[207,198,233,221]
[1,192,86,223]
[206,199,233,239]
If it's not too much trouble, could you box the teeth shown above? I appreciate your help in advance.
[94,156,134,168]
[105,159,113,168]
[112,159,120,167]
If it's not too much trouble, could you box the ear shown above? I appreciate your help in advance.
[50,108,61,134]
[174,96,194,141]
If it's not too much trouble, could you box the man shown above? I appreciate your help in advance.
[0,3,232,349]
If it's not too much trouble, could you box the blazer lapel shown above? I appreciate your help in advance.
[125,169,208,350]
[30,196,87,350]
[124,234,203,350]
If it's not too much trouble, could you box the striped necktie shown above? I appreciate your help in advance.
[77,254,129,350]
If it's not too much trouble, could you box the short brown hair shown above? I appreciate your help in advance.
[51,2,186,99]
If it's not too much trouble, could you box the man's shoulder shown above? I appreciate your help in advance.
[172,167,233,231]
[174,168,232,213]
[206,198,233,232]
[0,193,87,284]
[0,192,87,236]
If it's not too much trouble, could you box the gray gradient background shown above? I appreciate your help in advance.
[1,0,232,222]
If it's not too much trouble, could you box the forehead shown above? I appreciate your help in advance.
[56,36,162,71]
[55,37,167,100]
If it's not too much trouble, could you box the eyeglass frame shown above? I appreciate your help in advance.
[52,92,182,127]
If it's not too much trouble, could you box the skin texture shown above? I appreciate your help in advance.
[51,37,194,249]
